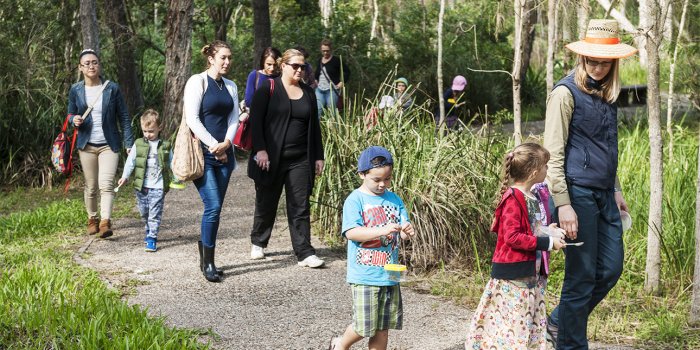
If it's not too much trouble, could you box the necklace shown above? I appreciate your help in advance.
[214,79,224,90]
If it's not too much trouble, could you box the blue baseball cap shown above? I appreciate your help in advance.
[358,146,393,172]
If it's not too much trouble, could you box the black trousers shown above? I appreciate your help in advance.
[250,156,315,261]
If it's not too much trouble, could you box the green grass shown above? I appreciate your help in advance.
[0,188,209,349]
[412,123,700,349]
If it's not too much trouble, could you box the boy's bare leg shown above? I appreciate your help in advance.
[368,330,388,350]
[336,324,363,350]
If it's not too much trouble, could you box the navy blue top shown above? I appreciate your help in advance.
[554,74,618,190]
[200,75,235,146]
[244,70,275,107]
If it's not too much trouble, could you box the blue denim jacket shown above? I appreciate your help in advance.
[67,80,134,152]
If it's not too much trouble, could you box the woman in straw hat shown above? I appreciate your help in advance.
[542,19,637,349]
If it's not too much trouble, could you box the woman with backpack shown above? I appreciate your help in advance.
[68,49,134,239]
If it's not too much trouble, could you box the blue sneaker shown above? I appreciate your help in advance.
[145,239,157,252]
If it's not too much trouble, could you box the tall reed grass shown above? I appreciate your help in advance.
[312,86,509,270]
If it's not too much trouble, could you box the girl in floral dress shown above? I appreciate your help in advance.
[465,143,566,350]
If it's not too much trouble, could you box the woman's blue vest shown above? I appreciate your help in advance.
[554,74,618,190]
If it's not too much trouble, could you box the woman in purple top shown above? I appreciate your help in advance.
[244,47,281,108]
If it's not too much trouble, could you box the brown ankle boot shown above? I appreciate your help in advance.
[87,217,99,235]
[98,219,113,238]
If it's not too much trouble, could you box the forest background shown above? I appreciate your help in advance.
[1,0,700,348]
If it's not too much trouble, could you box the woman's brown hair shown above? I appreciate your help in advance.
[498,142,550,198]
[201,40,231,67]
[574,55,621,103]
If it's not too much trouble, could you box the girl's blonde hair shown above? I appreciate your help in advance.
[574,55,621,103]
[498,143,550,197]
[140,108,161,128]
[201,40,231,68]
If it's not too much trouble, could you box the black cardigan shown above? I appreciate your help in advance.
[314,55,350,86]
[247,77,324,186]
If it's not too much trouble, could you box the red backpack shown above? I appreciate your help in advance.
[51,115,78,191]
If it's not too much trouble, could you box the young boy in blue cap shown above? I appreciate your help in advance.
[329,146,416,350]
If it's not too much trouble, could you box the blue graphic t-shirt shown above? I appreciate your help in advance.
[341,189,410,286]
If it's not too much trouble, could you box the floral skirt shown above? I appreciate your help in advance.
[464,276,547,350]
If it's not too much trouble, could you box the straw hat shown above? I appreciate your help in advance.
[565,19,637,59]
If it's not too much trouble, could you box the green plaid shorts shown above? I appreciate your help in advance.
[351,284,403,337]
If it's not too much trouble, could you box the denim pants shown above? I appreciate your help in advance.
[549,185,624,350]
[193,152,235,248]
[135,187,164,241]
[250,156,315,261]
[315,87,338,117]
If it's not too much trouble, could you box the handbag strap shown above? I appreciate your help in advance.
[80,80,110,120]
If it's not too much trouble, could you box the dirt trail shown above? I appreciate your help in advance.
[81,165,469,349]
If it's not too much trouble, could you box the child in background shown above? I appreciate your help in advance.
[464,143,566,349]
[329,146,416,350]
[118,109,172,252]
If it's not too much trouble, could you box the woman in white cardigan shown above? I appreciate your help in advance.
[184,40,239,283]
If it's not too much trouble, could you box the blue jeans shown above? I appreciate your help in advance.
[135,187,165,241]
[549,185,624,349]
[315,87,338,117]
[193,152,235,248]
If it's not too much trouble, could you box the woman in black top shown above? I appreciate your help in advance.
[248,49,325,268]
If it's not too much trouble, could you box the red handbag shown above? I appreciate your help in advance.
[234,79,274,151]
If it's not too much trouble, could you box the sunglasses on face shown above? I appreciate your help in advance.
[585,58,613,68]
[287,63,305,71]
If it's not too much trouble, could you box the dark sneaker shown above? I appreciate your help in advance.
[145,240,157,252]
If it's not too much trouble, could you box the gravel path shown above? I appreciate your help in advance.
[80,162,635,349]
[81,164,470,350]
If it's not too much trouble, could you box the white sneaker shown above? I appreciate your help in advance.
[298,255,325,268]
[250,245,265,260]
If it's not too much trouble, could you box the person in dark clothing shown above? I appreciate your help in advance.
[248,49,326,268]
[543,19,637,349]
[314,39,350,117]
[244,47,281,109]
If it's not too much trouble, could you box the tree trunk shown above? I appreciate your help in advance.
[319,0,331,27]
[105,0,144,116]
[512,0,526,145]
[546,0,559,92]
[370,0,379,41]
[162,0,194,135]
[519,0,537,84]
[661,0,673,45]
[561,0,576,71]
[437,0,445,127]
[208,0,235,42]
[666,0,689,160]
[79,0,100,53]
[577,0,589,40]
[691,120,700,324]
[252,0,272,68]
[644,0,663,294]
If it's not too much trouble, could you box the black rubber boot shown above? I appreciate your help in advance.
[199,241,223,275]
[202,245,221,282]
